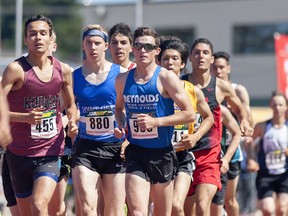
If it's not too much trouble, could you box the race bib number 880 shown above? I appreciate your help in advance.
[85,110,114,136]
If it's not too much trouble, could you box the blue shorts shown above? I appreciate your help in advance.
[6,151,60,198]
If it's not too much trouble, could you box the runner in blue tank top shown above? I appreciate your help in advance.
[71,24,127,216]
[114,27,195,216]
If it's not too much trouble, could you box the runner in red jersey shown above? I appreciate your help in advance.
[182,38,253,216]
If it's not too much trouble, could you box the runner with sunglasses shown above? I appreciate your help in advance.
[114,26,195,215]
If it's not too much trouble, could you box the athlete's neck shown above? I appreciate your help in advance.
[134,63,157,83]
[272,115,286,128]
[84,59,111,74]
[189,71,211,89]
[26,53,51,70]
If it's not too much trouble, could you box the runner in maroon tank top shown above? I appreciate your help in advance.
[1,14,78,216]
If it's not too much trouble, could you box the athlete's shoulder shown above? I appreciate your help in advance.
[116,69,130,83]
[158,66,176,80]
[3,58,26,78]
[232,82,247,92]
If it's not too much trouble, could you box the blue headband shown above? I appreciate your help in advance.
[82,29,108,42]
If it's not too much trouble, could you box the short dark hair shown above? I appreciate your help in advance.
[191,38,213,54]
[159,35,182,44]
[270,91,288,105]
[133,27,159,47]
[213,51,230,63]
[24,14,53,38]
[158,39,189,66]
[109,22,133,44]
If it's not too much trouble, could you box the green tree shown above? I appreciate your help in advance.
[1,0,82,63]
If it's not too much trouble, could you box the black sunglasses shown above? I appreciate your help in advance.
[133,43,157,51]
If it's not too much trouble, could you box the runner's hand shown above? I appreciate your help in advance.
[0,123,12,148]
[67,120,78,143]
[27,108,43,125]
[114,127,125,138]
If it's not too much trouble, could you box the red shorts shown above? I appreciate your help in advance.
[187,144,222,196]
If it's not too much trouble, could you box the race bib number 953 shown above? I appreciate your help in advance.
[129,113,158,139]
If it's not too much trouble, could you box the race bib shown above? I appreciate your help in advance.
[129,113,158,139]
[194,112,202,132]
[172,124,188,145]
[31,109,57,139]
[265,149,286,174]
[85,110,114,136]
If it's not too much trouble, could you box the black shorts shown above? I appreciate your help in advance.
[5,151,60,198]
[176,150,196,176]
[227,161,241,180]
[125,144,178,184]
[212,172,228,205]
[72,138,125,174]
[2,154,17,207]
[256,170,288,199]
[58,155,72,181]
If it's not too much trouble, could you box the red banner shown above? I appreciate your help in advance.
[275,33,288,97]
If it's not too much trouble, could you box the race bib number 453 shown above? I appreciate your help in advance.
[31,109,57,139]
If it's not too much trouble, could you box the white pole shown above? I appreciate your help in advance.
[135,0,143,29]
[15,0,23,57]
[0,0,2,57]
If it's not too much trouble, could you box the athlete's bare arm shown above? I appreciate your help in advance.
[0,82,12,148]
[216,78,253,136]
[220,105,241,174]
[60,62,78,138]
[114,71,129,138]
[2,61,44,125]
[246,122,265,172]
[235,84,254,126]
[136,68,195,129]
[114,71,130,157]
[180,86,214,149]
